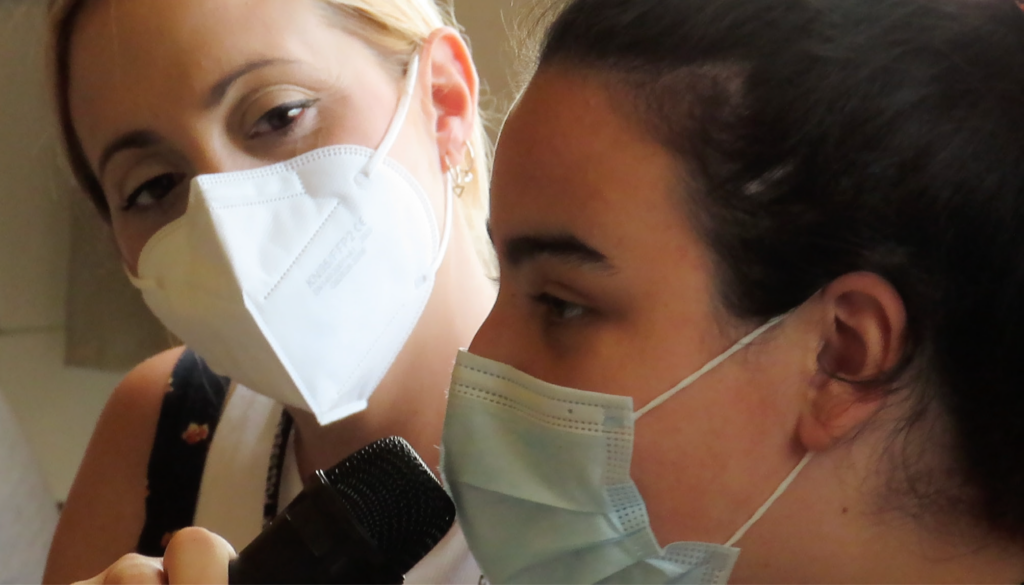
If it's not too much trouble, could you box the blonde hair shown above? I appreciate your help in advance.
[47,0,492,255]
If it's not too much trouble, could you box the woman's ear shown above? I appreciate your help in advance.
[797,272,907,451]
[418,27,478,169]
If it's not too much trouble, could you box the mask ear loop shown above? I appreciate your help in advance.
[360,52,452,280]
[627,311,809,546]
[361,54,421,178]
[724,452,813,547]
[633,314,788,421]
[425,166,455,278]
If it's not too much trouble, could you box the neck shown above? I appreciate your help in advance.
[287,216,495,480]
[729,438,1024,583]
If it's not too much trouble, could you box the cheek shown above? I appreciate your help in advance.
[466,287,670,399]
[315,95,445,213]
[111,210,179,276]
[110,218,147,276]
[386,112,445,211]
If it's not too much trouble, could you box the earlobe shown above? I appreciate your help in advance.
[797,272,907,451]
[418,27,478,169]
[797,379,887,451]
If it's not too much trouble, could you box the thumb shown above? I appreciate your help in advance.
[163,527,237,585]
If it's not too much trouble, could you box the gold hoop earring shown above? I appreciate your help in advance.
[446,143,475,198]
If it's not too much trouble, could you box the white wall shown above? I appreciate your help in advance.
[0,0,530,503]
[0,387,59,584]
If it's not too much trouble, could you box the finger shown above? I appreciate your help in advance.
[73,553,166,585]
[164,527,237,585]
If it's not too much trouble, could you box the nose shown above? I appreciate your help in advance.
[190,147,265,177]
[466,291,517,358]
[466,309,503,361]
[184,129,269,176]
[465,293,540,378]
[125,141,265,272]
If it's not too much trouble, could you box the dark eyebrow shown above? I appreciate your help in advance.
[205,58,295,108]
[503,232,613,271]
[98,130,162,177]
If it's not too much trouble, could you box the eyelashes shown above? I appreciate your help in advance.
[534,292,588,323]
[247,98,319,140]
[119,98,320,213]
[122,172,187,211]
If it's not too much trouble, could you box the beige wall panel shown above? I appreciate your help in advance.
[0,2,71,331]
[457,0,522,126]
[456,0,542,134]
[64,196,173,371]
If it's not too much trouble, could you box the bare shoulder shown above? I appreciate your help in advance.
[43,346,186,584]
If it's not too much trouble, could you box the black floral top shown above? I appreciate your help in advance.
[136,349,229,556]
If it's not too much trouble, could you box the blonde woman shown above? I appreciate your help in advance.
[43,0,496,583]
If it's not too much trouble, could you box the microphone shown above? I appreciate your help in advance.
[228,437,456,584]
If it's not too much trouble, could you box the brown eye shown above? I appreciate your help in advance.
[248,99,318,139]
[534,293,587,322]
[123,172,187,211]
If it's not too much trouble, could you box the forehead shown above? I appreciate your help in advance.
[67,0,366,147]
[69,0,334,84]
[490,68,687,243]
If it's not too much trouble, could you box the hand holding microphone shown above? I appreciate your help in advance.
[73,530,235,585]
[76,437,455,585]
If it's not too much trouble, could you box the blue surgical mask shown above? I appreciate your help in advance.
[440,316,811,584]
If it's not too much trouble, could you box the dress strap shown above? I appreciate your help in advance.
[136,349,230,556]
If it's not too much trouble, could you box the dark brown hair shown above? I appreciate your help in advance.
[541,0,1024,538]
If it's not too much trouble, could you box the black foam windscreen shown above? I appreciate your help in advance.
[316,437,456,575]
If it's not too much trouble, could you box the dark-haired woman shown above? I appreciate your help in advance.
[82,0,1024,582]
[440,0,1024,582]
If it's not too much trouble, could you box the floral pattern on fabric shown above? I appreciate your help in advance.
[181,423,211,445]
[136,349,230,557]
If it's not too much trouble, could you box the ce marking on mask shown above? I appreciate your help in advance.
[306,217,372,296]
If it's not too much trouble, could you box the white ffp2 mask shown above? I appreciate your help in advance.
[129,56,452,425]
